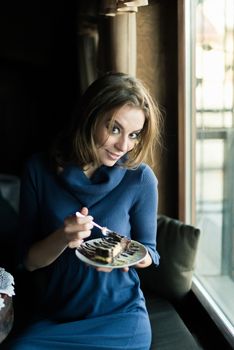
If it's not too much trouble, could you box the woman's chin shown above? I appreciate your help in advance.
[102,159,118,167]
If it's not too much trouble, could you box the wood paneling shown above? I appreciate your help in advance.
[137,1,179,218]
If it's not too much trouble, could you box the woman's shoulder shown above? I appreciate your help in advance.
[22,153,54,190]
[126,163,158,185]
[26,152,49,166]
[24,152,51,176]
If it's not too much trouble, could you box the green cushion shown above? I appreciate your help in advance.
[139,215,200,301]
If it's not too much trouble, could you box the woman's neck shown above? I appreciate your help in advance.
[83,164,99,178]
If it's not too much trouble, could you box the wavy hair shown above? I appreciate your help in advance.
[51,72,163,169]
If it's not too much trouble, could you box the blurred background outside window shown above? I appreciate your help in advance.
[188,0,234,341]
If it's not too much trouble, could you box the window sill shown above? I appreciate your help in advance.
[192,276,234,348]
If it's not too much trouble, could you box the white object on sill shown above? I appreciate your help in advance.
[0,268,15,310]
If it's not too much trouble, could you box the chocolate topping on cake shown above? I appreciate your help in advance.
[79,232,131,264]
[93,232,131,264]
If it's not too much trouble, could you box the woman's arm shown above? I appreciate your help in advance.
[24,208,93,271]
[130,165,159,266]
[19,157,93,272]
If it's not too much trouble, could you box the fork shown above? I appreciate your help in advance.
[75,211,112,236]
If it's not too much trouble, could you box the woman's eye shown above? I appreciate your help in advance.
[112,126,120,134]
[129,132,140,140]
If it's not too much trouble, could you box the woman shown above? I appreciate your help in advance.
[8,72,162,349]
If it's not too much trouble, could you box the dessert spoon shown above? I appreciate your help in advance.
[75,211,112,236]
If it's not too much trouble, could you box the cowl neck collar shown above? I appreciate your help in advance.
[58,164,127,207]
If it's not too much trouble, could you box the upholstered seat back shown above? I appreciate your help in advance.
[138,215,201,302]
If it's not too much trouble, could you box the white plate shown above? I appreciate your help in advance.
[75,238,147,268]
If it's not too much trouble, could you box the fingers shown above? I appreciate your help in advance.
[95,267,113,272]
[68,239,84,249]
[80,207,89,216]
[122,267,129,272]
[64,218,93,234]
[133,252,152,269]
[64,208,93,247]
[95,267,129,273]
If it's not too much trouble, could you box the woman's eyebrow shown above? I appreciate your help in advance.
[114,120,124,130]
[114,120,143,134]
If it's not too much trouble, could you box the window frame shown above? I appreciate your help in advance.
[178,0,234,346]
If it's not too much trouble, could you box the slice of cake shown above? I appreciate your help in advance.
[78,232,131,264]
[93,232,131,264]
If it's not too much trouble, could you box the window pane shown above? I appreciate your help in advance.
[189,0,234,341]
[196,139,224,168]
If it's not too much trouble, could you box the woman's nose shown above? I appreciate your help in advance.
[115,135,129,152]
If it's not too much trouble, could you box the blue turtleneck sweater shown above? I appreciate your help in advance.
[13,152,160,350]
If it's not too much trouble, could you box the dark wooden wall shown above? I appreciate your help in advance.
[137,1,179,218]
[0,0,179,219]
[0,2,78,175]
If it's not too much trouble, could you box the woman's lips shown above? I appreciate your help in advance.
[106,150,122,160]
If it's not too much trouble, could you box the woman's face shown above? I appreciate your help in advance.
[95,105,145,167]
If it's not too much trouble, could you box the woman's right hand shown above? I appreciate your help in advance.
[25,207,93,271]
[64,207,93,248]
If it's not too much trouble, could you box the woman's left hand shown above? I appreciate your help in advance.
[94,251,152,272]
[134,251,152,269]
[95,266,129,273]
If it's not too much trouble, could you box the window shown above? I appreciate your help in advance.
[185,0,234,345]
